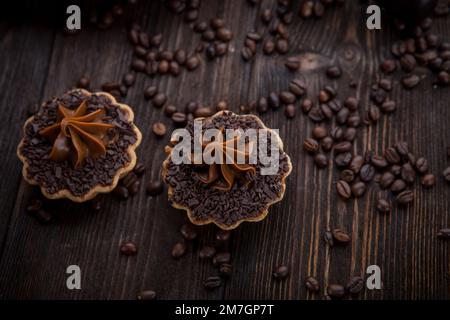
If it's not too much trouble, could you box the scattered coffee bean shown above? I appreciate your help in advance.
[376,198,392,213]
[326,65,342,78]
[285,57,301,71]
[360,164,376,182]
[273,265,289,280]
[77,76,90,88]
[219,263,232,278]
[314,153,328,168]
[213,252,231,266]
[437,228,450,239]
[396,190,414,204]
[152,122,167,137]
[401,74,420,89]
[346,276,364,294]
[171,242,187,259]
[204,276,221,289]
[421,173,436,188]
[137,290,156,300]
[351,181,366,197]
[180,224,198,241]
[146,180,163,196]
[332,229,351,244]
[186,55,200,70]
[305,276,320,292]
[152,92,167,107]
[120,241,137,256]
[199,246,216,260]
[172,112,187,126]
[113,185,129,200]
[303,138,319,153]
[444,167,450,182]
[327,284,346,299]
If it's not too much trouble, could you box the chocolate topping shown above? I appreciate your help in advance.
[39,100,115,168]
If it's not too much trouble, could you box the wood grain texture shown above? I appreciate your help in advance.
[0,0,449,300]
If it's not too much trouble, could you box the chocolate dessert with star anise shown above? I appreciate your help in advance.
[162,111,292,230]
[17,89,142,202]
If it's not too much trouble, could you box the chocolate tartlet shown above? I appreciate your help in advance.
[17,89,142,202]
[162,111,292,230]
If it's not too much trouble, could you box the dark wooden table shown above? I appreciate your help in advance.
[0,0,449,300]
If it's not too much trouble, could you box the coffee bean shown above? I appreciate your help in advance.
[169,61,181,76]
[303,138,319,153]
[241,47,253,61]
[321,137,333,152]
[312,126,327,139]
[216,28,232,42]
[113,185,129,200]
[257,97,269,113]
[348,155,364,173]
[213,252,230,266]
[216,101,228,111]
[215,43,228,56]
[285,104,295,118]
[401,74,420,89]
[330,127,343,141]
[276,39,289,54]
[199,246,216,259]
[395,141,409,157]
[391,179,406,193]
[326,65,342,78]
[385,147,401,164]
[273,265,289,280]
[263,39,276,55]
[128,28,139,45]
[444,167,450,182]
[351,181,366,197]
[360,164,376,182]
[327,284,346,299]
[328,99,342,113]
[300,1,314,18]
[320,104,333,119]
[340,169,355,183]
[346,276,364,294]
[215,230,230,243]
[132,163,145,177]
[369,105,380,122]
[396,190,414,204]
[314,153,328,168]
[334,141,352,153]
[204,276,221,289]
[437,228,450,239]
[268,92,280,109]
[376,198,391,213]
[219,263,232,278]
[318,90,330,103]
[120,241,137,256]
[332,229,351,243]
[77,76,90,89]
[379,78,392,92]
[347,114,361,127]
[171,242,187,259]
[280,91,296,104]
[301,99,313,113]
[343,128,357,142]
[180,223,198,241]
[285,57,301,71]
[415,157,429,173]
[261,9,273,23]
[421,173,436,188]
[137,290,156,300]
[344,97,358,111]
[336,180,351,199]
[305,276,320,292]
[380,59,397,73]
[336,108,349,124]
[152,122,166,137]
[400,54,417,72]
[131,58,146,72]
[172,112,187,126]
[152,93,167,108]
[401,163,416,184]
[380,172,395,189]
[371,155,388,169]
[186,55,200,70]
[335,152,352,168]
[146,180,163,196]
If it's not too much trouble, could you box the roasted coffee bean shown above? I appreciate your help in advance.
[180,224,198,241]
[131,58,146,72]
[194,21,208,33]
[330,127,343,141]
[371,155,388,169]
[219,263,232,278]
[261,8,273,23]
[199,246,216,259]
[343,128,357,142]
[134,45,147,58]
[280,91,296,104]
[241,47,253,61]
[347,114,361,127]
[312,126,328,139]
[128,28,139,45]
[444,167,450,182]
[376,198,391,213]
[174,49,187,65]
[328,99,342,113]
[144,86,157,100]
[437,228,450,239]
[122,172,138,189]
[380,59,396,73]
[324,230,334,246]
[263,39,276,55]
[273,265,289,280]
[216,229,231,243]
[152,93,167,107]
[301,99,313,113]
[137,290,156,300]
[184,8,199,22]
[336,180,351,199]
[257,97,269,113]
[351,181,366,197]
[336,108,349,125]
[380,172,395,189]
[415,157,429,173]
[163,105,177,117]
[370,87,387,105]
[401,74,420,89]
[120,241,137,256]
[321,137,333,152]
[390,165,401,177]
[210,18,225,29]
[169,61,181,76]
[400,54,417,72]
[327,284,346,299]
[299,1,314,18]
[146,180,163,196]
[268,92,280,109]
[340,169,355,183]
[349,155,364,173]
[128,180,140,195]
[391,179,407,193]
[305,276,320,292]
[172,112,187,126]
[369,105,380,122]
[314,153,328,168]
[204,276,221,289]
[318,90,330,103]
[113,185,129,200]
[395,141,409,156]
[334,141,352,153]
[289,79,307,96]
[213,252,231,266]
[332,229,351,243]
[379,78,392,92]
[385,147,401,164]
[380,100,396,114]
[171,242,187,259]
[194,107,214,118]
[303,138,319,153]
[285,104,295,118]
[216,28,232,42]
[77,76,90,89]
[344,97,358,111]
[285,57,301,71]
[401,163,416,184]
[186,55,200,70]
[320,104,333,119]
[152,122,167,137]
[397,190,414,204]
[335,152,352,168]
[326,65,342,78]
[421,173,436,188]
[276,39,289,54]
[133,163,146,177]
[360,164,376,182]
[346,276,364,295]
